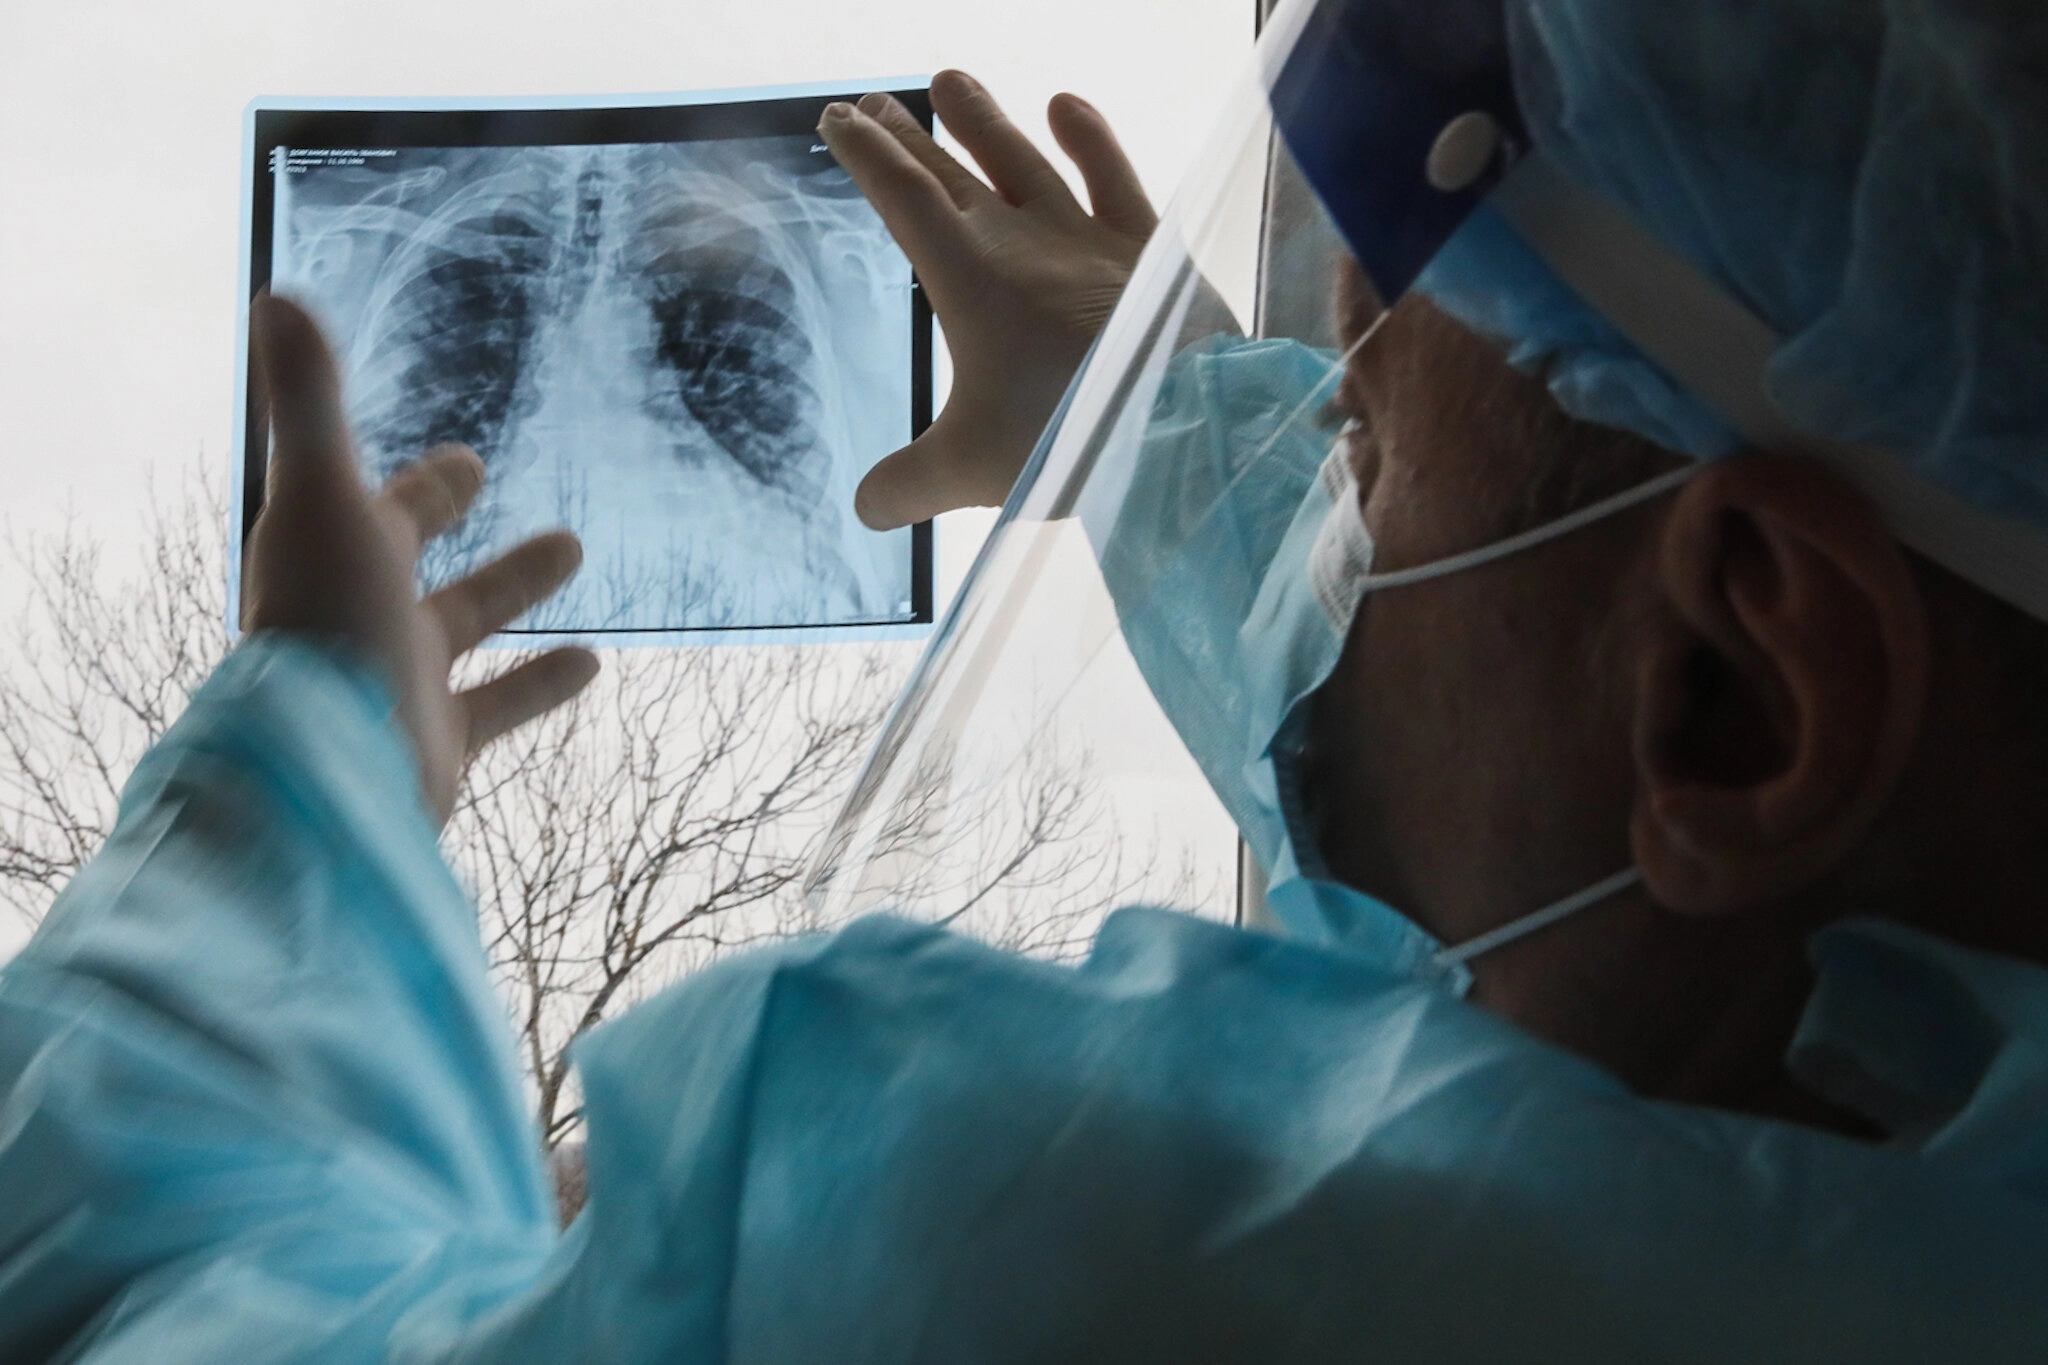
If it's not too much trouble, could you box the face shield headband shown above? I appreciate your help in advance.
[1278,0,2048,623]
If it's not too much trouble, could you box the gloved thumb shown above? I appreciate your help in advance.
[854,410,1019,530]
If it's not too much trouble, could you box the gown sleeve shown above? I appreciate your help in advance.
[0,638,556,1362]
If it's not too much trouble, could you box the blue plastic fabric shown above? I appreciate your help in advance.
[1100,334,1453,978]
[0,642,556,1361]
[1409,0,2048,527]
[1099,337,1341,882]
[6,636,2048,1359]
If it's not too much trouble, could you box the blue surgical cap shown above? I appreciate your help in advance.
[1416,0,2048,532]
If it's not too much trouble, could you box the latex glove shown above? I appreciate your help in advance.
[818,69,1157,530]
[242,293,599,825]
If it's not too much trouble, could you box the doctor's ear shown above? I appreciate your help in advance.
[1628,455,1929,914]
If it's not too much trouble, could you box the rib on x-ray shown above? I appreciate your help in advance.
[271,138,916,635]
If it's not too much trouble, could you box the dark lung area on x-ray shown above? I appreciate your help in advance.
[273,138,915,634]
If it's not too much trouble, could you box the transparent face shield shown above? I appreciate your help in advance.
[803,0,1670,970]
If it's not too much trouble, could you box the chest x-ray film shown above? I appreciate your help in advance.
[233,82,935,645]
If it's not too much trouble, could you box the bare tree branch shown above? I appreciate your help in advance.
[0,468,230,926]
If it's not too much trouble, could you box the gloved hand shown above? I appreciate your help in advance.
[242,293,599,824]
[818,69,1157,530]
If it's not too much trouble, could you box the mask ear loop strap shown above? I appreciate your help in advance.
[1355,462,1700,594]
[1431,867,1642,970]
[1369,466,1692,971]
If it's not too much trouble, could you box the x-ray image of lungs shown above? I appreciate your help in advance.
[269,137,918,636]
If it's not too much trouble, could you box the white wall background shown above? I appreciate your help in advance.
[0,0,1252,551]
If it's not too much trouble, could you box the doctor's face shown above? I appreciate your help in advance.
[1303,280,1676,971]
[1301,272,1949,1133]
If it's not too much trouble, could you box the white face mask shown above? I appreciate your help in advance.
[1298,420,1698,975]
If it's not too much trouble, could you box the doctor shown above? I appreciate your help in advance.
[4,0,2048,1359]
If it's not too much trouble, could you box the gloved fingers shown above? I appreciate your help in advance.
[854,90,993,213]
[460,647,600,754]
[1047,92,1158,239]
[929,69,1081,212]
[855,419,998,530]
[425,530,583,656]
[252,293,363,511]
[376,443,486,559]
[818,101,973,278]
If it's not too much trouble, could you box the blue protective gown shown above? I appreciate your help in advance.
[3,637,2047,1361]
